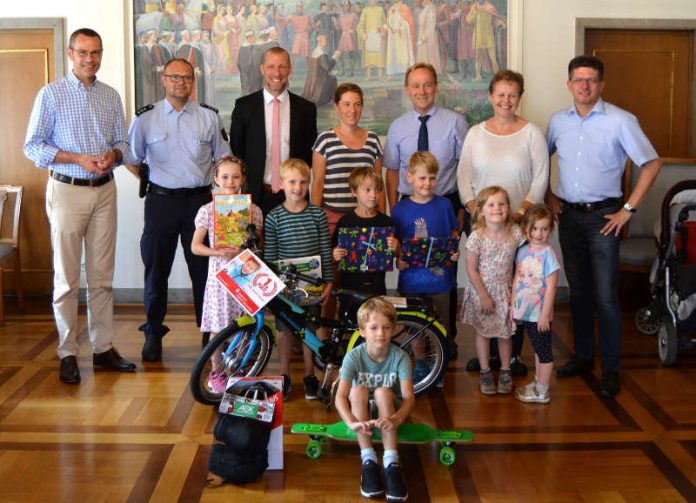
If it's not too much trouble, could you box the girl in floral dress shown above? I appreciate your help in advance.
[460,186,524,395]
[192,156,263,393]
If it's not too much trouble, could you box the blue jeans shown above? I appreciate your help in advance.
[559,204,621,373]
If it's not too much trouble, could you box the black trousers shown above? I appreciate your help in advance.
[140,191,211,337]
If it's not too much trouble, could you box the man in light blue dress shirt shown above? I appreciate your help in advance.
[129,58,231,362]
[547,55,662,397]
[383,62,469,213]
[383,62,468,362]
[24,28,137,384]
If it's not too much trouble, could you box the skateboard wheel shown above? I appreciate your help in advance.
[307,440,323,459]
[440,446,455,466]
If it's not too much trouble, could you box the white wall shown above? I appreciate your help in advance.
[4,0,696,292]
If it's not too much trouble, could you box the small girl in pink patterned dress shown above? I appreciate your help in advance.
[460,186,524,396]
[192,156,263,394]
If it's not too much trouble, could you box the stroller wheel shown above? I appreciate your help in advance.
[635,307,660,335]
[658,322,678,366]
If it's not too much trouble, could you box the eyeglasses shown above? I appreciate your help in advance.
[163,74,194,83]
[570,77,601,85]
[71,49,103,58]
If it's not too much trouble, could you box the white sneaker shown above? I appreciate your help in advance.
[514,381,550,404]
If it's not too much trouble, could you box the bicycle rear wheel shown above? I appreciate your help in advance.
[190,322,274,406]
[392,313,448,395]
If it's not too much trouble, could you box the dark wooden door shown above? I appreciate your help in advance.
[0,28,56,294]
[585,29,693,158]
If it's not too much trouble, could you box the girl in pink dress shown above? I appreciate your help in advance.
[460,186,524,396]
[192,157,263,393]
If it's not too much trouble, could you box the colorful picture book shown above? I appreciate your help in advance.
[274,255,323,305]
[401,236,460,269]
[215,249,285,316]
[337,226,395,273]
[213,194,252,248]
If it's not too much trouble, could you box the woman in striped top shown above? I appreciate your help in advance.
[311,82,385,233]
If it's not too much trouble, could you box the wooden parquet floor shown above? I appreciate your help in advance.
[1,298,696,502]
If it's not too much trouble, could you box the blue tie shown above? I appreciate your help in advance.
[418,114,430,152]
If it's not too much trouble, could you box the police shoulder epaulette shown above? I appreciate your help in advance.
[200,103,219,114]
[135,104,154,116]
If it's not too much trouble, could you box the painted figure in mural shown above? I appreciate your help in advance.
[135,31,150,108]
[302,34,339,107]
[157,31,174,63]
[176,29,206,102]
[128,58,231,363]
[329,4,341,54]
[337,1,359,77]
[24,28,136,384]
[412,0,423,40]
[275,4,290,51]
[288,1,313,69]
[416,0,440,73]
[147,29,167,102]
[358,0,387,81]
[451,0,475,77]
[353,2,365,69]
[201,2,216,31]
[246,4,260,38]
[314,3,336,54]
[466,0,501,81]
[237,30,257,96]
[230,47,318,215]
[385,0,415,77]
[212,5,231,75]
[200,30,218,107]
[435,0,452,73]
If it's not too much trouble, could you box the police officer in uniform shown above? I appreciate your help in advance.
[129,58,231,361]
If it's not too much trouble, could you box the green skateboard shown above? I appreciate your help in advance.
[291,421,473,465]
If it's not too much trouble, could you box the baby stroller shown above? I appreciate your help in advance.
[635,180,696,365]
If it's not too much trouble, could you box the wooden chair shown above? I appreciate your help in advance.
[0,185,24,323]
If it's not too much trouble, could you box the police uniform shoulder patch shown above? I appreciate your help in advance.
[200,103,219,114]
[136,104,154,116]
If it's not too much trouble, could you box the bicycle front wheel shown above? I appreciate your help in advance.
[190,322,274,406]
[392,313,448,395]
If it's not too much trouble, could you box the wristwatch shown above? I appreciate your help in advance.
[623,202,637,213]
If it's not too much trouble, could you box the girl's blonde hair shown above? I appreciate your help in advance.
[472,186,513,235]
[357,296,397,329]
[521,204,555,241]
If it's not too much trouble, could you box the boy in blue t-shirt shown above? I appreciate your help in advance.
[392,151,460,385]
[335,296,414,502]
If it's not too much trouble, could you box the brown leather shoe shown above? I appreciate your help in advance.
[60,355,81,384]
[93,348,136,372]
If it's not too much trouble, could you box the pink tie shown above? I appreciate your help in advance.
[271,97,281,192]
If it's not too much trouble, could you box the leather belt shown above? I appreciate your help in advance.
[50,170,113,187]
[560,197,621,213]
[148,183,211,197]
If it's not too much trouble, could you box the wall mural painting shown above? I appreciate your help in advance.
[133,0,507,134]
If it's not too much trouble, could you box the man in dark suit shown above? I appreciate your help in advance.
[230,47,318,215]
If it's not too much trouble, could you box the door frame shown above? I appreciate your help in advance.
[576,18,696,158]
[0,17,65,79]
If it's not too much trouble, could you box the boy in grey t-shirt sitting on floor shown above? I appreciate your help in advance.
[335,297,415,502]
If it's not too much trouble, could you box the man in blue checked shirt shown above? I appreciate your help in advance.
[128,58,231,362]
[547,55,662,398]
[24,28,136,385]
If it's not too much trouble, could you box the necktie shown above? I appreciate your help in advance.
[271,97,281,192]
[418,114,430,152]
